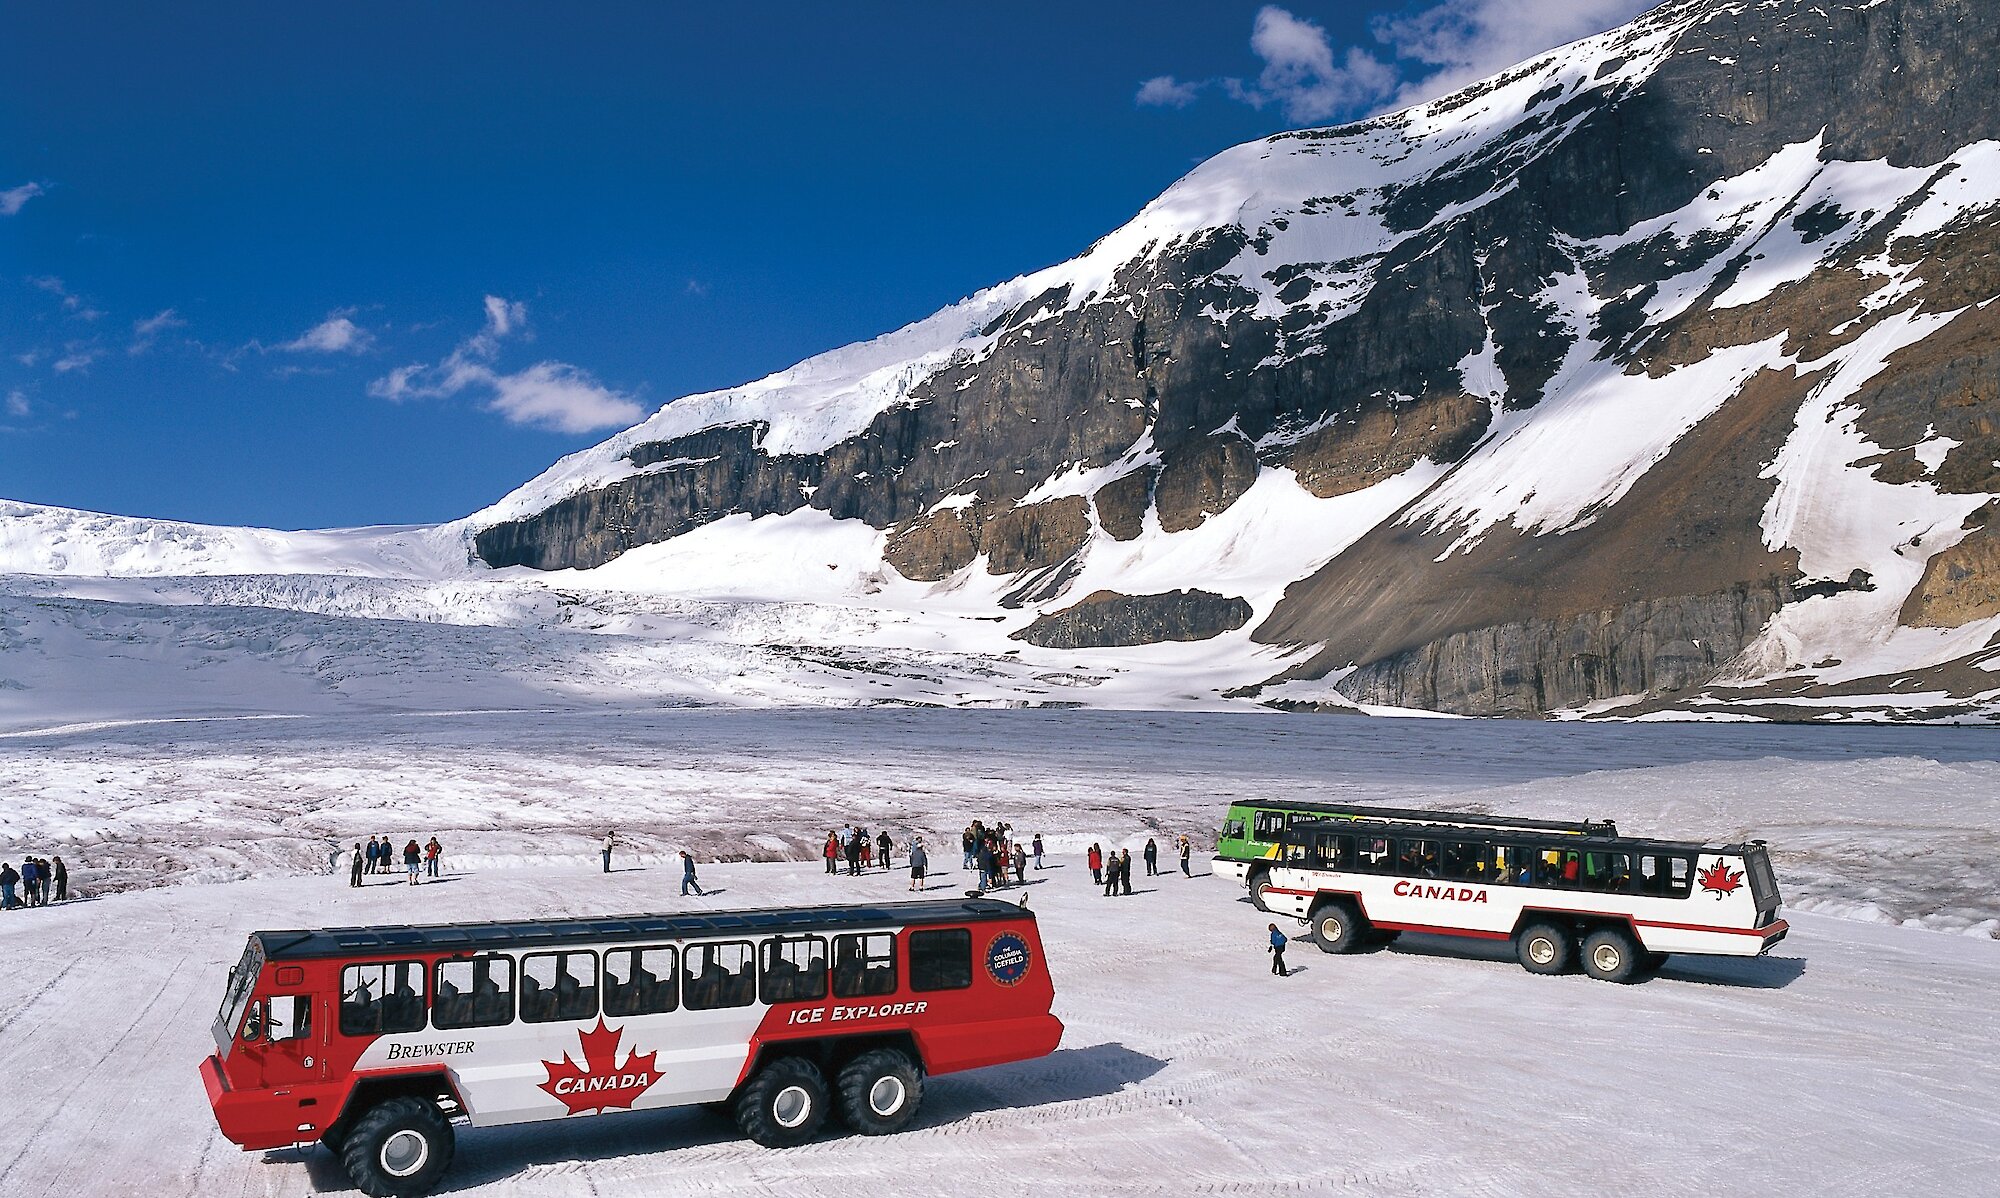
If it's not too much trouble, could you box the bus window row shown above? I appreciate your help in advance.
[336,927,977,1038]
[1294,833,1694,898]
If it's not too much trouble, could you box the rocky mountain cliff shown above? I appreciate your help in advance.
[467,0,2000,719]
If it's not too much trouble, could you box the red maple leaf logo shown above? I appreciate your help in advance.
[538,1019,662,1116]
[1696,859,1744,900]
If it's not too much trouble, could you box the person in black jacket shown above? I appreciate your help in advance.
[51,856,67,902]
[348,842,364,888]
[1143,837,1159,876]
[0,861,18,909]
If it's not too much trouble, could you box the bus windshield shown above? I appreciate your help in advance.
[214,939,262,1055]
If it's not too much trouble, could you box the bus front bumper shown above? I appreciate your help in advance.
[202,1054,339,1152]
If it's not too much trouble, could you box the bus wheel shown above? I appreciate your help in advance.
[1515,921,1575,975]
[737,1057,829,1148]
[1248,870,1274,912]
[836,1048,924,1135]
[339,1096,455,1198]
[1581,928,1642,983]
[1310,900,1365,954]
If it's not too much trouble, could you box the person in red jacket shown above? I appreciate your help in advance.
[824,832,840,875]
[1087,843,1103,885]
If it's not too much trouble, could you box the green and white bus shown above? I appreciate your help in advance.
[1213,799,1616,911]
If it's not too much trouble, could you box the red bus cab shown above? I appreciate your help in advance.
[201,898,1061,1196]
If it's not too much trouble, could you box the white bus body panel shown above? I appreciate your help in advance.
[1266,852,1784,959]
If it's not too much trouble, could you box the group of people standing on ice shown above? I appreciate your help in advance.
[1087,834,1194,896]
[348,835,443,887]
[965,821,1040,891]
[0,855,67,909]
[823,826,902,878]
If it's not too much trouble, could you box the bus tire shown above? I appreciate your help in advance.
[1581,928,1643,983]
[736,1056,829,1148]
[1516,920,1575,975]
[339,1096,455,1198]
[836,1048,923,1135]
[1309,900,1365,954]
[1248,869,1274,912]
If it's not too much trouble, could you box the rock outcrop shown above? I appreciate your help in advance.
[1011,590,1252,650]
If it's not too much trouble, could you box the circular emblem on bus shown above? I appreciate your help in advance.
[985,931,1031,986]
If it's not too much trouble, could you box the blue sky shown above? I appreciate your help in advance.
[1,2,1649,528]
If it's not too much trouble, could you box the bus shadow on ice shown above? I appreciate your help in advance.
[1368,932,1808,989]
[290,1043,1167,1192]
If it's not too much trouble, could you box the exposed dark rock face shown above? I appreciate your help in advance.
[1011,590,1252,649]
[471,0,2000,718]
[1333,580,1794,716]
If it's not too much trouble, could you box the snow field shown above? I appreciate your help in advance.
[3,710,1995,935]
[0,853,1995,1197]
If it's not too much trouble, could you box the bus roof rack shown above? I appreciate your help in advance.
[251,897,1027,961]
[1244,799,1615,837]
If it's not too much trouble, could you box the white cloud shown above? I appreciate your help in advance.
[280,311,374,354]
[684,278,711,297]
[5,389,29,418]
[129,308,187,355]
[1378,0,1655,106]
[369,297,643,435]
[483,295,526,338]
[28,275,104,321]
[0,182,44,217]
[478,362,647,435]
[1136,75,1202,109]
[52,343,102,373]
[1141,1,1654,125]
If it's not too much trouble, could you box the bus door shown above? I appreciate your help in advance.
[234,971,327,1090]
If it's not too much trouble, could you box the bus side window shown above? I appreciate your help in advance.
[1442,841,1483,881]
[1252,811,1287,843]
[267,994,311,1042]
[1531,848,1565,888]
[340,962,425,1037]
[760,935,829,1005]
[605,947,678,1017]
[1588,852,1632,892]
[519,951,597,1022]
[1357,836,1392,873]
[684,941,757,1011]
[909,928,974,991]
[1310,834,1350,870]
[434,956,514,1029]
[1664,855,1693,898]
[1398,839,1440,878]
[832,933,896,998]
[1221,818,1247,841]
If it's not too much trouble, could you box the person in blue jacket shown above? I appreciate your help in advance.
[679,850,705,896]
[1268,923,1290,976]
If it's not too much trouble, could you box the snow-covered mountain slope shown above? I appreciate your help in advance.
[7,0,2000,724]
[457,0,2000,719]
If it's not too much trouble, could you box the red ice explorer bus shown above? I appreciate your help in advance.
[201,898,1062,1196]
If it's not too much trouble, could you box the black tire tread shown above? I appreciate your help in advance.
[1516,919,1576,976]
[735,1056,829,1148]
[338,1095,454,1198]
[1310,900,1367,954]
[836,1048,924,1135]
